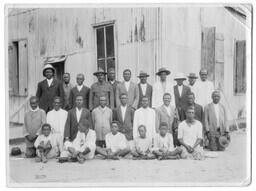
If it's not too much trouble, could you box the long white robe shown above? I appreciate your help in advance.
[152,81,175,108]
[195,80,214,108]
[133,107,156,142]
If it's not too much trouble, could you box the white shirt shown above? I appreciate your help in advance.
[196,80,214,108]
[134,137,152,154]
[178,85,183,97]
[105,132,127,152]
[76,108,82,122]
[77,84,83,92]
[153,133,175,152]
[124,81,131,92]
[47,78,53,87]
[178,120,203,147]
[47,108,68,137]
[140,83,147,95]
[109,80,115,85]
[120,105,127,121]
[213,103,220,127]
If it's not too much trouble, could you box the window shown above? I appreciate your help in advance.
[95,24,115,73]
[8,40,28,96]
[234,40,246,94]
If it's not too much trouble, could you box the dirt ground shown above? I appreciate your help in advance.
[7,130,250,187]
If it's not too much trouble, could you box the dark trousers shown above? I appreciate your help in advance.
[96,140,106,148]
[208,132,225,151]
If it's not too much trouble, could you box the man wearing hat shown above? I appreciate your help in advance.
[204,90,229,151]
[36,64,64,113]
[89,68,114,111]
[187,73,199,101]
[137,71,152,108]
[196,69,214,108]
[152,68,175,108]
[173,73,191,118]
[107,68,121,108]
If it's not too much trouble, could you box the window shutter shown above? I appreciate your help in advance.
[235,40,246,94]
[8,42,19,95]
[18,40,28,96]
[215,33,224,90]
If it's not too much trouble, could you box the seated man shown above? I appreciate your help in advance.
[96,121,130,160]
[60,121,96,164]
[34,123,63,163]
[178,106,204,160]
[152,122,182,160]
[131,125,155,160]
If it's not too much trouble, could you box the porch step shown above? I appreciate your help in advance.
[9,122,25,145]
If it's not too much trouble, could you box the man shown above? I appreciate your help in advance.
[107,68,121,108]
[62,73,73,110]
[204,91,229,151]
[178,106,204,160]
[173,73,191,117]
[69,74,90,109]
[89,69,114,111]
[187,73,199,100]
[24,96,46,158]
[137,71,153,108]
[46,96,68,141]
[36,64,64,113]
[64,95,92,142]
[133,96,156,143]
[116,69,139,110]
[152,68,175,108]
[92,95,112,148]
[180,92,203,122]
[113,93,134,148]
[196,69,214,108]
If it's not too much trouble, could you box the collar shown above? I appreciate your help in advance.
[109,80,115,84]
[76,107,83,112]
[77,84,83,88]
[30,106,39,112]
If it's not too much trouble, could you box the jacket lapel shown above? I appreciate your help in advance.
[72,108,78,123]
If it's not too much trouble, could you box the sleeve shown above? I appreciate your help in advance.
[155,109,160,133]
[151,110,156,137]
[105,134,111,150]
[58,82,65,106]
[204,106,210,132]
[115,85,121,108]
[120,134,127,149]
[109,85,114,109]
[132,110,138,139]
[152,135,159,151]
[38,110,46,135]
[69,89,74,109]
[23,114,29,137]
[223,105,228,132]
[149,85,153,107]
[152,84,157,108]
[83,131,96,152]
[197,122,203,139]
[168,134,175,151]
[91,110,96,129]
[64,111,71,139]
[177,123,183,139]
[86,88,90,109]
[36,83,42,100]
[34,135,41,148]
[132,85,140,109]
[89,85,94,111]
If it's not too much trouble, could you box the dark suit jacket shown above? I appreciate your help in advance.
[36,78,64,113]
[173,85,191,109]
[112,105,134,140]
[64,108,92,141]
[69,85,90,109]
[108,80,121,108]
[180,103,204,123]
[138,83,153,108]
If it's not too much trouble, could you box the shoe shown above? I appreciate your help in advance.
[58,157,68,163]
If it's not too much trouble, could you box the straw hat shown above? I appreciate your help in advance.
[43,64,55,77]
[10,147,22,156]
[156,67,171,76]
[187,73,198,79]
[93,68,107,76]
[174,73,186,80]
[137,71,150,78]
[219,135,230,148]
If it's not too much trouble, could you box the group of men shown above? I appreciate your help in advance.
[23,63,229,163]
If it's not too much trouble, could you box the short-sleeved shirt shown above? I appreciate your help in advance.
[153,133,175,152]
[34,133,58,148]
[178,120,203,147]
[105,132,127,153]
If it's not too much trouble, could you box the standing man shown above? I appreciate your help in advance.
[204,91,229,151]
[196,69,214,108]
[92,95,113,148]
[89,69,114,111]
[133,96,156,143]
[113,93,134,148]
[152,68,175,108]
[24,96,46,158]
[187,73,199,101]
[107,68,121,108]
[64,95,92,142]
[116,69,140,110]
[69,74,90,109]
[137,71,153,108]
[36,64,64,113]
[62,73,73,110]
[47,96,68,142]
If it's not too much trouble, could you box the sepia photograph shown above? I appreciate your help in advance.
[6,3,251,187]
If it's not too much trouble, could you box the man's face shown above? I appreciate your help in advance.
[120,95,128,105]
[108,70,115,81]
[45,69,54,79]
[123,71,131,81]
[212,93,221,104]
[63,74,70,84]
[163,95,171,106]
[186,109,195,120]
[159,126,168,137]
[138,127,146,138]
[111,123,119,135]
[141,97,149,108]
[97,73,105,82]
[42,126,51,137]
[187,95,195,105]
[30,98,38,110]
[76,75,84,86]
[159,72,167,81]
[99,97,107,107]
[139,76,147,84]
[176,79,184,86]
[75,96,84,108]
[53,98,61,111]
[188,77,196,86]
[200,71,208,81]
